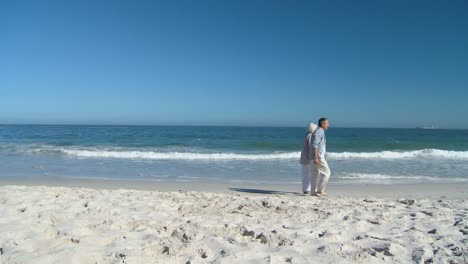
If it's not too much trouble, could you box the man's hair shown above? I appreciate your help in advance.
[318,117,328,127]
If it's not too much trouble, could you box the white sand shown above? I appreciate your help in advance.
[0,184,467,263]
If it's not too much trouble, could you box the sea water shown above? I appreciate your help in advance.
[1,125,467,184]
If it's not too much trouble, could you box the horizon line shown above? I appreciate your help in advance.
[0,123,466,130]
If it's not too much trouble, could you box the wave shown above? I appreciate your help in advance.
[13,145,468,160]
[339,173,468,183]
[59,149,300,160]
[327,149,468,159]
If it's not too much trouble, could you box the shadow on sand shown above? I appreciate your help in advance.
[228,188,302,196]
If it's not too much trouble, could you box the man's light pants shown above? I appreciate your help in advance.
[313,158,331,193]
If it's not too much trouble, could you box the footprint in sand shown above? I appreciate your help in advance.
[420,210,433,216]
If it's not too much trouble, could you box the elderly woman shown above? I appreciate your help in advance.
[299,123,318,194]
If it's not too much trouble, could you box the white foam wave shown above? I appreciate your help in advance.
[340,173,468,182]
[328,149,468,159]
[60,149,301,160]
[31,147,468,161]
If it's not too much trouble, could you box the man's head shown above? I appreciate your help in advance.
[318,117,329,130]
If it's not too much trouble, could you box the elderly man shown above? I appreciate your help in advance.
[311,117,331,197]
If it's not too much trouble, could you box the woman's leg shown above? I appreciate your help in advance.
[301,164,311,193]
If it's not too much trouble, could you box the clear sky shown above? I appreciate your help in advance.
[1,0,467,128]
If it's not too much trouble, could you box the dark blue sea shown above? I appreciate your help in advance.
[1,125,467,184]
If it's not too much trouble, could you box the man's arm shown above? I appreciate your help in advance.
[313,147,319,165]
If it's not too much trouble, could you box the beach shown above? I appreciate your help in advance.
[1,179,467,263]
[1,126,467,263]
[3,0,468,262]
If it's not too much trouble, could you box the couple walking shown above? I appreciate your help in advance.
[299,117,331,196]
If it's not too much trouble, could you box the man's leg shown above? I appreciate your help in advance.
[301,164,311,193]
[315,159,331,194]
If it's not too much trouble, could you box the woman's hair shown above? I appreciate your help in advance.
[308,123,318,133]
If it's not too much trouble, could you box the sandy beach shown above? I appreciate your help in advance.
[3,0,468,262]
[0,179,467,263]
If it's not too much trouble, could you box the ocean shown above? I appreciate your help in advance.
[1,125,467,184]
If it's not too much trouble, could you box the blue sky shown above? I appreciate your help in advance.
[1,0,467,128]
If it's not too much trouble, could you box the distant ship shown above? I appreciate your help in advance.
[416,124,439,130]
